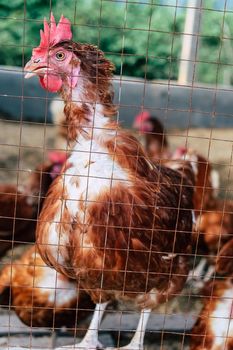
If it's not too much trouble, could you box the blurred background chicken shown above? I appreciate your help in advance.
[133,111,219,214]
[0,245,95,331]
[192,194,233,283]
[133,112,227,285]
[169,147,216,214]
[0,152,66,256]
[190,279,233,350]
[216,238,233,276]
[195,201,233,256]
[133,111,170,162]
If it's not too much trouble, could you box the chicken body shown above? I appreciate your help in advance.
[191,197,233,284]
[196,201,233,257]
[24,14,194,350]
[0,157,65,256]
[216,237,233,276]
[190,279,233,350]
[0,184,34,239]
[133,114,217,215]
[133,111,170,162]
[168,148,217,215]
[168,148,230,284]
[0,245,94,330]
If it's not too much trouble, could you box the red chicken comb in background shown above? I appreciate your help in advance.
[133,110,150,127]
[33,13,72,56]
[172,146,188,159]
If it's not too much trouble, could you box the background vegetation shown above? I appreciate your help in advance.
[1,0,233,84]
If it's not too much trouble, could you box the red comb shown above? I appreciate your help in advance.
[134,111,150,124]
[133,110,151,130]
[33,13,72,56]
[176,146,187,154]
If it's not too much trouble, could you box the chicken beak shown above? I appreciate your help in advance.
[24,59,51,79]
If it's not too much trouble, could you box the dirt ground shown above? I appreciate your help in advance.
[0,119,232,349]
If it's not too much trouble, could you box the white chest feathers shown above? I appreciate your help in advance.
[210,285,233,347]
[34,263,77,306]
[63,138,130,219]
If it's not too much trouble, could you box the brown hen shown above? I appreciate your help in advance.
[0,245,94,331]
[23,13,195,350]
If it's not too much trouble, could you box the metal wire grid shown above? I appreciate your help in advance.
[0,0,233,349]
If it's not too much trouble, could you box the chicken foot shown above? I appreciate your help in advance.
[55,301,109,350]
[105,308,151,350]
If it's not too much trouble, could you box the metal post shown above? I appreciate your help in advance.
[178,0,202,85]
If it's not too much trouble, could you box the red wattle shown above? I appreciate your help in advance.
[39,74,63,93]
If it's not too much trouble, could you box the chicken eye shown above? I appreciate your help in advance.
[55,51,66,61]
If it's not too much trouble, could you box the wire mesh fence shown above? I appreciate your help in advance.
[0,0,233,349]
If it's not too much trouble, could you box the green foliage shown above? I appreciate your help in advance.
[0,0,184,80]
[197,0,233,84]
[0,0,232,84]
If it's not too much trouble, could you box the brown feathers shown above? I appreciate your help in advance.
[0,184,34,236]
[195,201,233,260]
[0,159,65,257]
[0,245,94,330]
[58,41,116,112]
[216,238,233,276]
[192,154,214,214]
[190,279,233,350]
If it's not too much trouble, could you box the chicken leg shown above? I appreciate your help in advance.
[187,258,207,282]
[55,302,109,350]
[105,308,151,350]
